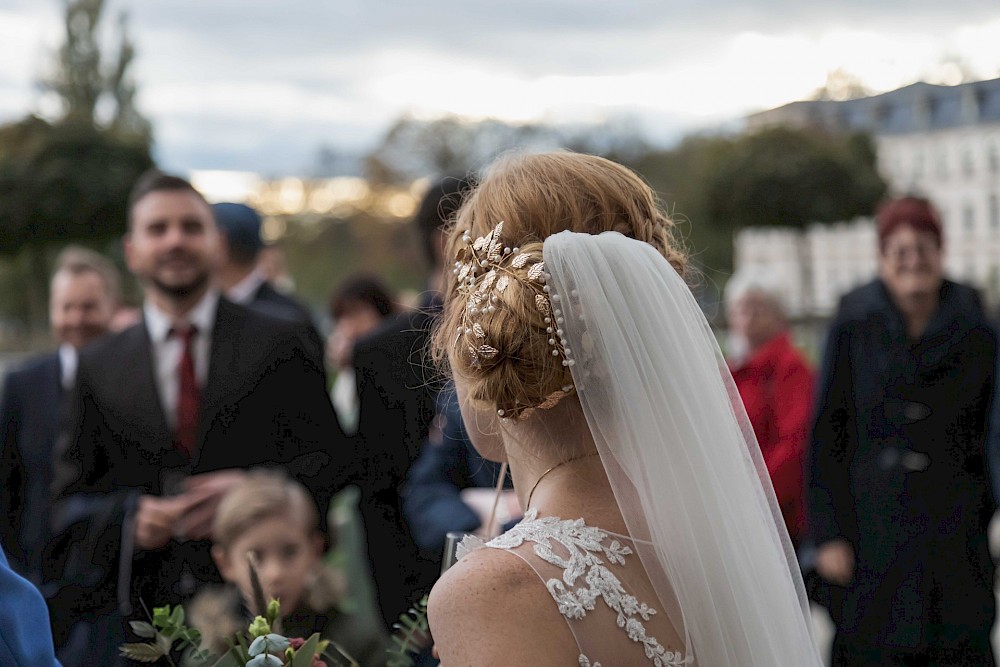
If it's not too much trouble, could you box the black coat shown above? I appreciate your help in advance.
[245,281,325,377]
[0,353,62,583]
[807,278,996,649]
[351,307,439,629]
[48,298,349,626]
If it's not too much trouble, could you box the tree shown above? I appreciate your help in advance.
[0,0,153,336]
[704,126,886,231]
[702,126,887,312]
[363,114,649,185]
[0,118,152,252]
[364,115,555,184]
[626,134,737,281]
[811,69,873,102]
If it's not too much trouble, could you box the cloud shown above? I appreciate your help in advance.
[2,0,999,173]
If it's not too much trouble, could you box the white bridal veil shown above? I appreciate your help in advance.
[543,230,822,666]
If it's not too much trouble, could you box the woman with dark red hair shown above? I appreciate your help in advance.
[808,196,997,666]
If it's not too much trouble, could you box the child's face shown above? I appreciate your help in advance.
[213,514,323,616]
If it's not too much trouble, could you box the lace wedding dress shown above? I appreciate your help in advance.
[450,231,821,665]
[459,509,693,667]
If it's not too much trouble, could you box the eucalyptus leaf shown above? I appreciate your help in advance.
[119,642,167,663]
[248,635,267,657]
[264,634,290,653]
[289,633,320,667]
[246,655,282,667]
[156,633,173,656]
[129,621,156,638]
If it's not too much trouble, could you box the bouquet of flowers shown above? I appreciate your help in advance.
[120,597,356,667]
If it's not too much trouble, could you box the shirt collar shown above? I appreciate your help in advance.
[58,344,78,390]
[227,269,267,305]
[144,288,220,343]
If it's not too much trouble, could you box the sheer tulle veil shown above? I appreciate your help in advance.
[543,230,822,665]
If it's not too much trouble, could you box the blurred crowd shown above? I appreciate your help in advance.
[0,168,998,667]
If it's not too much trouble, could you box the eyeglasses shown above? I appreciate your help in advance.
[882,241,939,263]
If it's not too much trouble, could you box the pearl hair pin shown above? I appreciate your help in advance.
[452,221,575,420]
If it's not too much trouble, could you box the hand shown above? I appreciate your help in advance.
[174,469,247,540]
[816,538,855,586]
[134,494,189,550]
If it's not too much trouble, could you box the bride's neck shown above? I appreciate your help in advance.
[503,410,626,532]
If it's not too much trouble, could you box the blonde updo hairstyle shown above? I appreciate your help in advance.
[432,152,685,424]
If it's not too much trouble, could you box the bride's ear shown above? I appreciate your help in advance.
[454,378,508,463]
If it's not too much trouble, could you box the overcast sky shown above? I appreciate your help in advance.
[1,0,998,176]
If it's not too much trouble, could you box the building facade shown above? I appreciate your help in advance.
[739,78,1000,315]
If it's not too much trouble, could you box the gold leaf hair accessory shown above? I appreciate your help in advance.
[452,222,576,420]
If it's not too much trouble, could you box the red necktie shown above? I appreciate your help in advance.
[173,324,200,458]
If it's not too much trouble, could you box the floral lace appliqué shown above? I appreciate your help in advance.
[483,509,692,667]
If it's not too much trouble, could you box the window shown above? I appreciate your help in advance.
[961,149,975,178]
[963,204,975,232]
[936,149,949,179]
[989,194,1000,230]
[913,151,925,179]
[989,144,1000,174]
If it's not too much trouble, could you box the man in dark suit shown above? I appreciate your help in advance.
[351,176,470,631]
[212,201,324,369]
[0,248,121,663]
[1,247,119,584]
[48,172,349,663]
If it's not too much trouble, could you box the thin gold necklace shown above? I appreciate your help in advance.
[525,452,600,512]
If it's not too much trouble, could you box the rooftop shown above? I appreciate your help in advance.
[748,77,1000,135]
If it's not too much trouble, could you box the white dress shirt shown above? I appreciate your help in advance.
[226,269,267,305]
[143,290,219,428]
[58,344,78,391]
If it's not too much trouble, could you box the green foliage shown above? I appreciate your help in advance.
[622,127,887,278]
[119,604,202,665]
[703,126,886,231]
[363,114,647,186]
[364,115,550,185]
[1,0,155,254]
[248,617,272,639]
[278,212,428,313]
[0,0,152,337]
[0,116,152,252]
[386,596,430,667]
[41,0,150,135]
[119,640,170,663]
[288,635,318,667]
[121,599,344,667]
[627,133,736,277]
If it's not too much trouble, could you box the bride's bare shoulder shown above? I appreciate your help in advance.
[428,546,574,665]
[430,545,537,607]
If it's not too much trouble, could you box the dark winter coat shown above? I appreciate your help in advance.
[807,278,996,650]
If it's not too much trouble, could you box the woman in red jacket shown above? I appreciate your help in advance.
[726,269,814,545]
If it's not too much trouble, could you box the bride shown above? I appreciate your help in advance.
[427,152,822,666]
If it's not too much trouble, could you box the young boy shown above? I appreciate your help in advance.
[186,470,389,666]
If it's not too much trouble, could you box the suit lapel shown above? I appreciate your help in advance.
[192,299,243,469]
[42,353,62,408]
[122,323,174,454]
